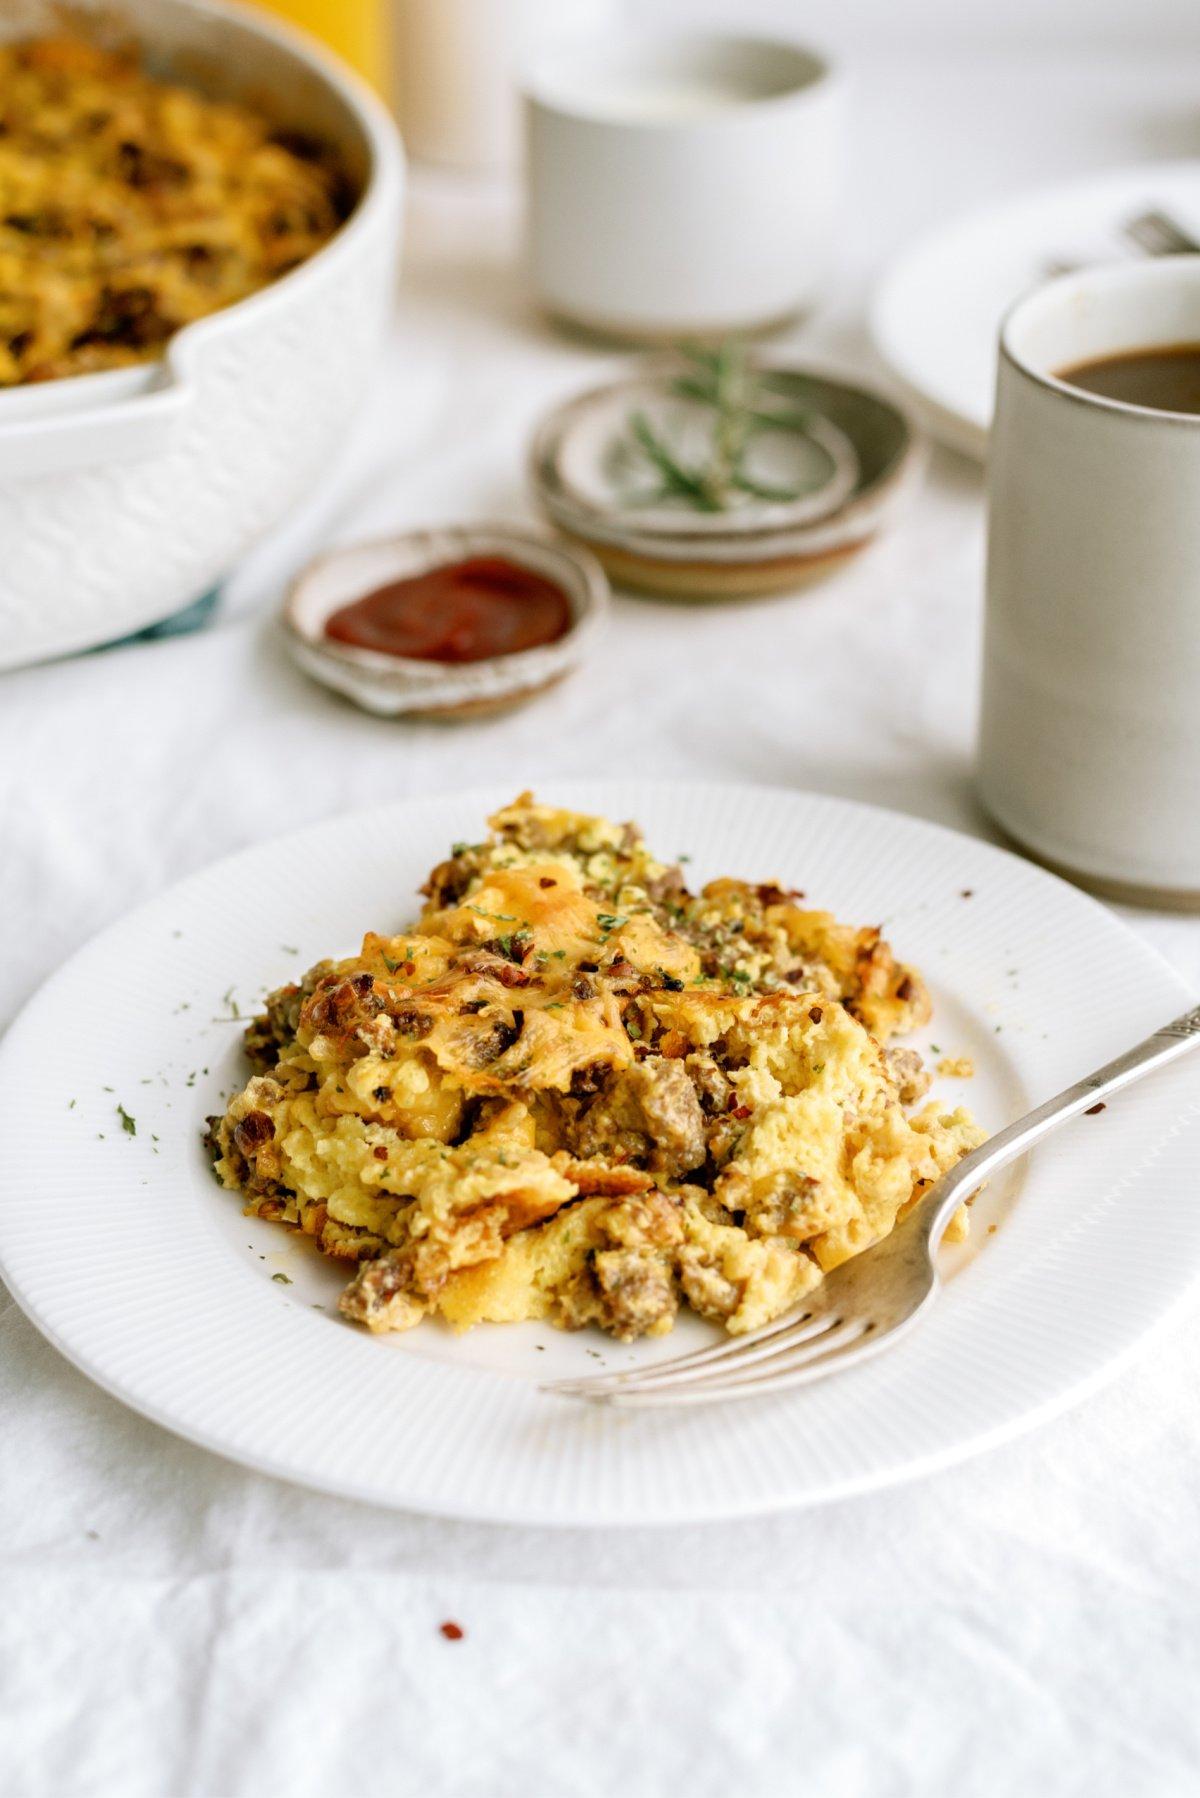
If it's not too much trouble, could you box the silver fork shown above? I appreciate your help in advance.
[1123,209,1200,258]
[545,1003,1200,1408]
[1044,209,1200,282]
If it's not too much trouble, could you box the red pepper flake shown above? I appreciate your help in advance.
[731,1104,751,1120]
[439,1621,465,1641]
[1084,1101,1106,1116]
[808,1006,823,1023]
[373,1145,389,1160]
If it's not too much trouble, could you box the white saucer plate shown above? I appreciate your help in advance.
[0,782,1197,1526]
[871,161,1200,459]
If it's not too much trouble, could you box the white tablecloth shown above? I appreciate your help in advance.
[3,51,1200,1798]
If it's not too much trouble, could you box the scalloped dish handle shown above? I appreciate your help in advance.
[0,377,194,481]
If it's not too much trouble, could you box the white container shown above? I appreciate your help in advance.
[392,0,614,171]
[979,258,1200,906]
[0,0,404,671]
[521,29,843,341]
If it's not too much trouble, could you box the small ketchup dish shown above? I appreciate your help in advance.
[283,524,609,719]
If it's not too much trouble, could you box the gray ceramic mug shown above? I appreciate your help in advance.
[978,258,1200,908]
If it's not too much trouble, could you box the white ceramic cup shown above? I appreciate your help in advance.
[521,29,842,340]
[979,257,1200,906]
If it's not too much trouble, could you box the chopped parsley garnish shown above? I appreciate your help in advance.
[271,1272,292,1284]
[116,1103,136,1137]
[451,841,484,857]
[281,945,299,956]
[596,912,628,932]
[467,905,517,923]
[656,968,685,992]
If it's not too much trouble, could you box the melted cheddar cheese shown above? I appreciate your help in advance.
[0,36,348,385]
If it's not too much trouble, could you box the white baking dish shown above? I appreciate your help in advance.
[0,0,405,670]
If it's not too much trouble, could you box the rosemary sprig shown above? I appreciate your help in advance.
[621,340,823,515]
[731,468,809,504]
[630,412,724,512]
[705,341,753,496]
[673,344,818,435]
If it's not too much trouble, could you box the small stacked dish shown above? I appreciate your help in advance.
[530,356,925,599]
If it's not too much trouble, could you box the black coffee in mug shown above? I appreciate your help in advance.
[1058,341,1200,414]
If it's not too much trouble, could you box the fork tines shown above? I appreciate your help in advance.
[1124,209,1200,258]
[542,1306,881,1407]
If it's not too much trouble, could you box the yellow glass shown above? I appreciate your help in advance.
[248,0,388,91]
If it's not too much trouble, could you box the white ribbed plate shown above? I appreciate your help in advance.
[1,782,1198,1526]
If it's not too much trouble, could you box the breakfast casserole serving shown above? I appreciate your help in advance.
[209,797,985,1342]
[0,35,349,386]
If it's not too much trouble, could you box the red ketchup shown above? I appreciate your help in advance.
[323,556,572,662]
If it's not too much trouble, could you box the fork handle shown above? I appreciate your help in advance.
[924,1001,1200,1249]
